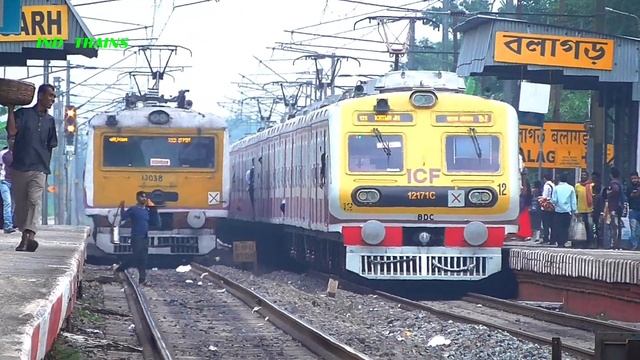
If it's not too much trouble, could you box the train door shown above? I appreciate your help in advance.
[286,134,293,226]
[310,126,321,229]
[259,145,265,220]
[320,128,328,228]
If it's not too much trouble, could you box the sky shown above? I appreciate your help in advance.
[2,0,447,121]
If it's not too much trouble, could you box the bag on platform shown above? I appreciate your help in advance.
[570,216,587,241]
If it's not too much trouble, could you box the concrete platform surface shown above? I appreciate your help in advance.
[0,225,89,360]
[505,241,640,285]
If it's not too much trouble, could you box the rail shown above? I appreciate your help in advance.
[463,292,639,334]
[372,290,595,359]
[307,270,634,359]
[118,271,173,360]
[190,263,371,360]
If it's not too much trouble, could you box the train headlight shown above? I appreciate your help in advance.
[148,110,171,125]
[464,221,488,246]
[355,189,380,204]
[361,220,385,245]
[187,211,206,229]
[410,91,437,108]
[469,190,493,205]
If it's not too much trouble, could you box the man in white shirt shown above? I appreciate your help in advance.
[0,146,15,233]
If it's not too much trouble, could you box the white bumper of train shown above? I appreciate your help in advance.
[94,227,217,255]
[346,246,501,280]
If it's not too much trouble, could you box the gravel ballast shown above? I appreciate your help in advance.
[193,265,581,360]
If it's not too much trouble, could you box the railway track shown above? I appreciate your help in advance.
[118,270,172,359]
[373,290,638,359]
[118,265,370,360]
[306,270,638,359]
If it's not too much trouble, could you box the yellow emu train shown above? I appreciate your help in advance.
[82,97,229,259]
[222,71,520,280]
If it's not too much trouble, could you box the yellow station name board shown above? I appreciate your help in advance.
[0,5,69,42]
[520,122,588,169]
[495,32,614,71]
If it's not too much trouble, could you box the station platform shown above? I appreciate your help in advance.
[504,240,640,322]
[0,226,88,360]
[505,240,640,284]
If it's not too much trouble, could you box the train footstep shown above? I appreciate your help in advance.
[176,265,191,273]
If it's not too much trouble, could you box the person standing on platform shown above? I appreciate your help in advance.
[591,172,604,248]
[575,171,595,248]
[605,167,624,250]
[551,174,577,247]
[516,171,533,240]
[0,146,15,233]
[5,84,58,252]
[539,173,556,245]
[531,180,543,243]
[114,191,160,285]
[627,171,640,250]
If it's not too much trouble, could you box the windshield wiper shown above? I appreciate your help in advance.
[372,127,391,157]
[468,127,482,159]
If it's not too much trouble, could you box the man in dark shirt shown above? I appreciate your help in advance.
[628,171,640,250]
[6,84,58,252]
[606,167,623,250]
[115,191,160,285]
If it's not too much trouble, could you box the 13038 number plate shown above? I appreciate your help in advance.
[141,174,164,182]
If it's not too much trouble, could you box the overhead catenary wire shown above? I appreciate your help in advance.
[74,0,124,7]
[81,16,150,27]
[292,0,428,31]
[275,42,455,55]
[285,29,405,47]
[336,0,424,12]
[69,52,136,92]
[269,46,394,64]
[94,26,151,36]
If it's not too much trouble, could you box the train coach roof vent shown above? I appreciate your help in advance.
[372,71,466,93]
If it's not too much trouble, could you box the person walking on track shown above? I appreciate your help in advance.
[115,191,160,285]
[5,84,58,252]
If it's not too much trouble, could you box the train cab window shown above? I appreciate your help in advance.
[102,135,215,169]
[348,134,403,172]
[445,134,500,173]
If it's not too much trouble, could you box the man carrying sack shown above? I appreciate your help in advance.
[5,84,58,252]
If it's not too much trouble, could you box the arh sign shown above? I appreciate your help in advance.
[0,0,22,34]
[0,5,68,41]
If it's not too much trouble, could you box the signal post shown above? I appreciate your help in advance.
[63,105,77,225]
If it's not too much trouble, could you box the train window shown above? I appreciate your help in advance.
[102,135,215,169]
[445,135,500,173]
[348,134,403,172]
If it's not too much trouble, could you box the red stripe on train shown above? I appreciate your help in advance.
[343,226,403,247]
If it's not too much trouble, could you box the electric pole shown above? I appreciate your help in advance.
[53,77,63,225]
[589,0,606,178]
[65,60,71,225]
[42,60,50,225]
[407,18,417,70]
[441,0,450,69]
